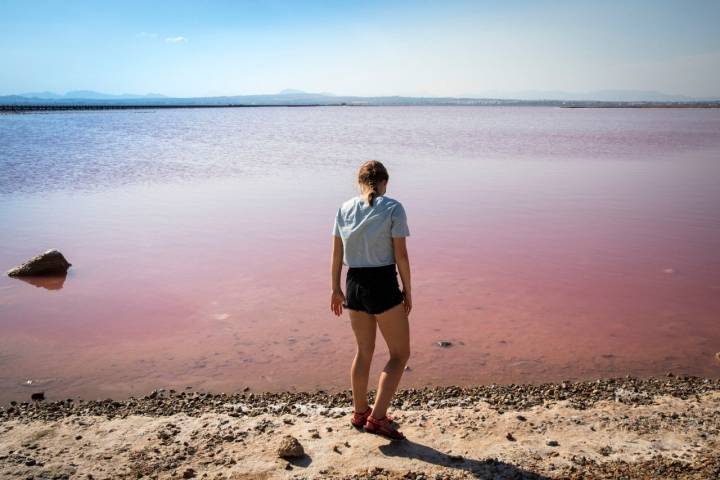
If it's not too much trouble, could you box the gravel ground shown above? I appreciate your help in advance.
[0,375,718,479]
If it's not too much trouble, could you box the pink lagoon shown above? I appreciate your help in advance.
[1,106,719,403]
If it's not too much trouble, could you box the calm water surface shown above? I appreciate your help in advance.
[1,106,719,403]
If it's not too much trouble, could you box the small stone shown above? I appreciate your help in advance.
[277,435,304,458]
[546,440,559,447]
[30,392,45,401]
[516,415,527,422]
[599,445,613,456]
[506,432,516,441]
[436,340,452,347]
[182,468,196,478]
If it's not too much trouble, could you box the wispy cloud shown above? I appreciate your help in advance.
[165,36,188,44]
[137,32,158,39]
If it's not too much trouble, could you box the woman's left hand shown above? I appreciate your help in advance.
[330,289,346,316]
[402,289,412,316]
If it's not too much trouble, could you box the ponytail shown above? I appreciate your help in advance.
[357,160,389,207]
[366,181,379,206]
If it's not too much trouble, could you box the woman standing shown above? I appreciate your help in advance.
[330,160,412,441]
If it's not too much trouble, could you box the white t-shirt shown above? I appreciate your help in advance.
[332,195,410,267]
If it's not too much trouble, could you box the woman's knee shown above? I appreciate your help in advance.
[355,345,375,361]
[390,347,410,365]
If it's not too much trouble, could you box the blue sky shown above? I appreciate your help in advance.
[1,0,719,97]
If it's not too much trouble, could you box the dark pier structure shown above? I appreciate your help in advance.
[0,103,331,112]
[1,100,718,112]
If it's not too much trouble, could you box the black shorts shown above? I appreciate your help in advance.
[343,263,405,315]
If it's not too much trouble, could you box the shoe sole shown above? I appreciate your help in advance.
[363,426,405,441]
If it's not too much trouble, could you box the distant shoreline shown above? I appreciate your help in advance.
[2,102,720,112]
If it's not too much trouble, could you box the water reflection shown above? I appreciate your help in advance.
[14,274,67,291]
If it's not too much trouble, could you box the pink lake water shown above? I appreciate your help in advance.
[1,106,719,403]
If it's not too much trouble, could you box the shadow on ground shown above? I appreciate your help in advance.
[379,440,550,479]
[288,454,312,468]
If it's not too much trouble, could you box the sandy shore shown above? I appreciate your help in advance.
[1,376,718,479]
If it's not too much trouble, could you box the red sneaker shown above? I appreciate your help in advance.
[350,406,393,428]
[364,415,406,440]
[351,407,372,427]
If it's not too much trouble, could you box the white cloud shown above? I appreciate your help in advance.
[165,36,188,44]
[137,32,158,39]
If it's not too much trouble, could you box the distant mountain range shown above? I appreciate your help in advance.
[16,90,166,100]
[1,89,718,107]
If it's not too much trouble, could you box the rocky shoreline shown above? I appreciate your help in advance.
[1,376,718,479]
[3,375,718,422]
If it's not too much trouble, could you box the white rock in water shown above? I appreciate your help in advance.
[7,249,72,277]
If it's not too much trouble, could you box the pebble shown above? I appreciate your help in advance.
[276,435,304,459]
[2,376,718,424]
[599,445,613,456]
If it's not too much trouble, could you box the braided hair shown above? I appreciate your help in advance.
[357,160,389,206]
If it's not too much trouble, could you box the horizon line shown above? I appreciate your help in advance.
[4,88,720,103]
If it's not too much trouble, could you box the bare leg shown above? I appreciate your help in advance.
[348,309,377,412]
[371,303,410,419]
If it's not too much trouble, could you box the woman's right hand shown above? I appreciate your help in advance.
[330,289,346,316]
[402,289,412,316]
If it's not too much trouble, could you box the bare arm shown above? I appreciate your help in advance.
[393,236,412,315]
[330,235,345,316]
[331,235,344,292]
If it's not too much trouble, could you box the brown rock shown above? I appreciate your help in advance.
[277,435,304,458]
[7,249,72,277]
